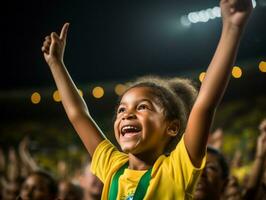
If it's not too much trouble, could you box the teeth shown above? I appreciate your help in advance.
[121,125,140,134]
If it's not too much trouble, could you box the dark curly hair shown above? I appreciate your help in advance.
[115,75,198,153]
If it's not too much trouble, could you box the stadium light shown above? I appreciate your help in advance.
[181,0,256,26]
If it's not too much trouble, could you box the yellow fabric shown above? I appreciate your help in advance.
[231,164,252,183]
[91,136,206,200]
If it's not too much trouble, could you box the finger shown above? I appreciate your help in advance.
[45,36,51,41]
[41,45,49,54]
[42,43,50,53]
[43,39,51,47]
[59,23,70,41]
[42,42,50,50]
[51,32,60,42]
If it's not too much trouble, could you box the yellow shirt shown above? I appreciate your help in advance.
[91,136,206,200]
[231,164,252,183]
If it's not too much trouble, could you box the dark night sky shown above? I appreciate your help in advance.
[1,0,266,90]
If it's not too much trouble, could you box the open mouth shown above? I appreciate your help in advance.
[195,180,208,191]
[121,125,141,136]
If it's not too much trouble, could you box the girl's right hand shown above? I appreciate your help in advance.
[41,23,69,67]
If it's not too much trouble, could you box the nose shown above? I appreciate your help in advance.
[122,111,136,120]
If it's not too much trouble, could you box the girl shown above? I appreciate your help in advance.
[41,0,252,199]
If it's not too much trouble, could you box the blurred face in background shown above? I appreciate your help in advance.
[194,152,227,200]
[19,174,55,200]
[2,181,21,200]
[58,181,83,200]
[79,163,103,199]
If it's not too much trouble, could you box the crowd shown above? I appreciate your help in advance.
[0,137,103,200]
[0,119,265,200]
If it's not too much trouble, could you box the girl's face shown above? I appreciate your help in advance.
[114,86,171,155]
[19,174,54,200]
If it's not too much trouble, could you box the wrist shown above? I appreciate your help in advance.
[222,22,245,35]
[48,59,64,69]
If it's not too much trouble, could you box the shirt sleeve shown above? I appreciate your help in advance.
[90,139,128,183]
[168,136,206,195]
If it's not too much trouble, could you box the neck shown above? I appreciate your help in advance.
[128,151,162,170]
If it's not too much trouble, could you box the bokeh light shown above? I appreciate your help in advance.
[53,90,61,102]
[92,86,104,99]
[259,61,266,72]
[115,84,126,96]
[31,92,41,104]
[232,66,242,78]
[199,72,206,82]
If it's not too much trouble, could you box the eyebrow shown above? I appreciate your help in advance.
[119,98,153,106]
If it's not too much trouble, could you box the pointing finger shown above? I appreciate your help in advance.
[59,23,70,41]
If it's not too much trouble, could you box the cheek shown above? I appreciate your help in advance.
[144,115,164,132]
[113,120,120,139]
[208,172,222,184]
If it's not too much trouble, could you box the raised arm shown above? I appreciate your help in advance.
[184,0,253,167]
[242,119,266,199]
[18,137,39,173]
[6,147,20,181]
[41,23,105,156]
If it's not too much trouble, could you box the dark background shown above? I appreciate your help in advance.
[1,0,265,90]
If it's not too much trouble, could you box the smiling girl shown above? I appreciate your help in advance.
[41,0,253,199]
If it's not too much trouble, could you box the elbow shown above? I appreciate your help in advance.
[67,108,90,124]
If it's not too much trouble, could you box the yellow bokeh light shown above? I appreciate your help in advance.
[115,84,126,96]
[232,66,242,78]
[53,90,61,102]
[78,89,83,97]
[92,86,104,99]
[199,72,206,82]
[259,61,266,72]
[31,92,41,104]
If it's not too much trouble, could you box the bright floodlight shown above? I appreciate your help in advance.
[181,1,256,26]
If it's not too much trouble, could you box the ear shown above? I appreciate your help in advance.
[166,120,180,137]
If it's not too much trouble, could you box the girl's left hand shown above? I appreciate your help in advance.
[220,0,253,28]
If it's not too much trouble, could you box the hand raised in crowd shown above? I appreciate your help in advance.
[256,119,266,160]
[42,23,70,67]
[19,136,38,173]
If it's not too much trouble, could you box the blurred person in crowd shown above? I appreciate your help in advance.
[0,147,23,200]
[79,161,102,200]
[223,118,266,200]
[18,170,58,200]
[251,118,266,200]
[255,164,266,200]
[58,180,83,200]
[193,146,229,200]
[18,137,39,177]
[222,176,242,200]
[0,147,6,200]
[1,178,24,200]
[208,128,224,150]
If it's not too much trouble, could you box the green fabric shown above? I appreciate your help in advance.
[108,162,152,200]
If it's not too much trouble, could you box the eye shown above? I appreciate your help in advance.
[138,104,149,110]
[117,107,126,114]
[206,164,219,172]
